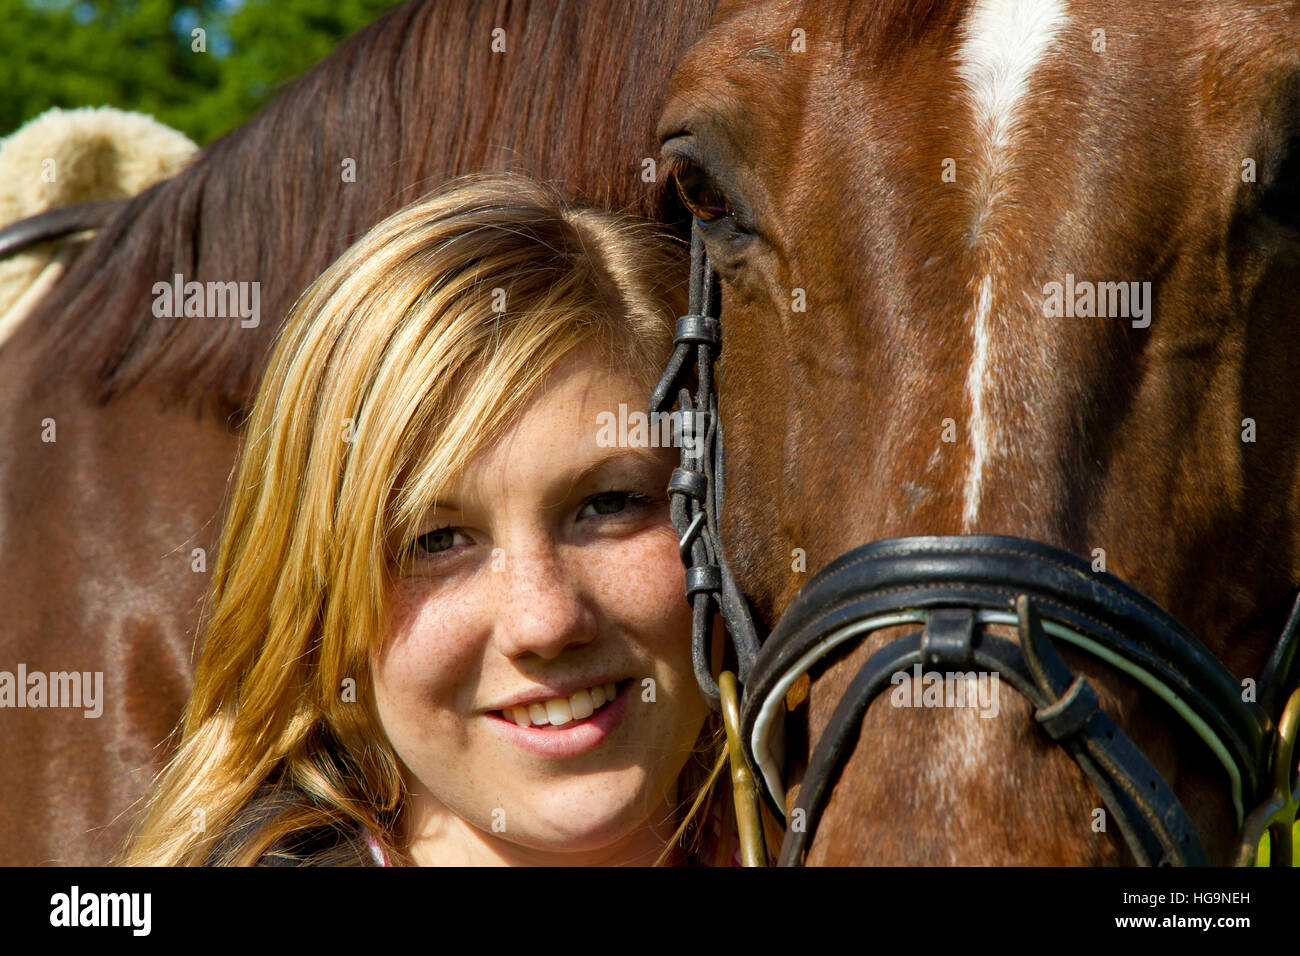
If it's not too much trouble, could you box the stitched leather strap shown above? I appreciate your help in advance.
[778,599,1207,865]
[1016,596,1206,865]
[743,535,1270,806]
[745,535,1277,866]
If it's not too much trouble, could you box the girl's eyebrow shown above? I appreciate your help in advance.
[568,448,667,488]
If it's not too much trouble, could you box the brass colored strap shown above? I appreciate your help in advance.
[1236,686,1300,866]
[718,670,768,867]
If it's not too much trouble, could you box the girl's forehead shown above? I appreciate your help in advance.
[466,357,648,458]
[427,362,668,511]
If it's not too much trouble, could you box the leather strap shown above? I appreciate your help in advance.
[651,223,762,708]
[1259,591,1300,722]
[778,597,1207,865]
[743,536,1271,809]
[0,199,123,260]
[1016,596,1206,865]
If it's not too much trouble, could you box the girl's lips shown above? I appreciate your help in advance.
[487,679,631,758]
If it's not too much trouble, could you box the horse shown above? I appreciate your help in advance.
[652,0,1300,864]
[0,0,721,866]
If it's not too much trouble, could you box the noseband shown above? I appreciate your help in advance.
[651,222,1300,867]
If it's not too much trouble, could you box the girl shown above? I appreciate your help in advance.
[121,171,768,865]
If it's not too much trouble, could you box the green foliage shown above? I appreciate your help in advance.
[1252,819,1300,866]
[1,0,405,145]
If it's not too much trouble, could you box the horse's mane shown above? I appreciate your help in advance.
[23,0,708,422]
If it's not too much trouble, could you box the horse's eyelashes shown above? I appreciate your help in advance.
[674,163,731,224]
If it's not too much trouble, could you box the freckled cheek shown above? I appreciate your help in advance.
[374,580,489,719]
[587,530,692,654]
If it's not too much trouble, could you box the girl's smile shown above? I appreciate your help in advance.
[486,678,634,758]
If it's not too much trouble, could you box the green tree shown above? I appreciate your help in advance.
[1,0,404,145]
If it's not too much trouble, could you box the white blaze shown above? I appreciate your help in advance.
[955,0,1069,529]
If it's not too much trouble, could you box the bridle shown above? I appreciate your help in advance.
[650,221,1300,867]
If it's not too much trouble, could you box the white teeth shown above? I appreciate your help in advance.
[545,697,573,726]
[569,688,594,720]
[504,681,620,728]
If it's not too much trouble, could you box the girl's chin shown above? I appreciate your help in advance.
[498,788,671,853]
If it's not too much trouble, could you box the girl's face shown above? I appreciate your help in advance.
[371,350,709,865]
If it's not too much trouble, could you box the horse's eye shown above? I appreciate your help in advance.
[675,164,731,224]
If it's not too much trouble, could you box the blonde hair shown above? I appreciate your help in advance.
[120,171,730,866]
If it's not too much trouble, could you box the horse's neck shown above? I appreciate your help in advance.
[0,350,237,863]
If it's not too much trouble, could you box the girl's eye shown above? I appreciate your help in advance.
[412,527,464,557]
[581,491,652,518]
[589,492,628,515]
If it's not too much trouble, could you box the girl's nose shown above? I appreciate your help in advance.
[492,541,597,660]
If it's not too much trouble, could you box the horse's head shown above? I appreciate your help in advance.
[657,0,1300,863]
